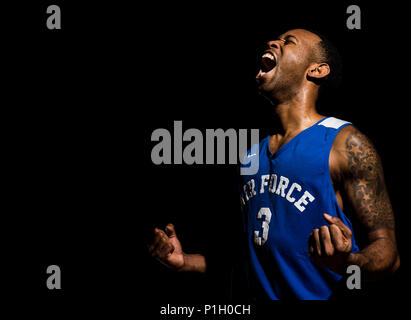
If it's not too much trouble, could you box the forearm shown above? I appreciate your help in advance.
[179,253,207,273]
[347,238,400,281]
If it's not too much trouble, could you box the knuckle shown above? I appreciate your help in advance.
[330,224,339,232]
[325,246,334,256]
[154,230,163,237]
[335,242,345,252]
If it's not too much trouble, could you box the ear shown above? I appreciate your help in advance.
[307,63,330,79]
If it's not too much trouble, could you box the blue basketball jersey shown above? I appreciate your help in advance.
[239,117,359,300]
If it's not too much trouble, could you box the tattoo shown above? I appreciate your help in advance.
[345,131,395,231]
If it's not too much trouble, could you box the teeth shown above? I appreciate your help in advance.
[262,53,275,61]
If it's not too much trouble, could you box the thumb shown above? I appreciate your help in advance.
[323,213,337,223]
[165,223,177,238]
[323,213,351,238]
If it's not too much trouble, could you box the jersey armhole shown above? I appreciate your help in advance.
[325,123,353,213]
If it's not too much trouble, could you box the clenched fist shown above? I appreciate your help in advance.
[308,213,352,274]
[149,224,185,271]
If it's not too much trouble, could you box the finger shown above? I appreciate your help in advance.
[149,236,164,257]
[308,232,315,255]
[151,236,171,258]
[323,214,352,238]
[149,230,169,255]
[157,241,175,259]
[165,224,177,238]
[148,230,164,254]
[154,228,168,237]
[313,228,321,256]
[329,224,346,252]
[319,225,334,256]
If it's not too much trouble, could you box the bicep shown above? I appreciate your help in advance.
[342,130,395,237]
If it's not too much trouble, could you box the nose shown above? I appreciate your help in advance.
[267,40,280,49]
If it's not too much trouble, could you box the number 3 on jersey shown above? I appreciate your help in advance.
[254,207,272,246]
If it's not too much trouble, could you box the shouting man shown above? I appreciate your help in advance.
[149,29,400,299]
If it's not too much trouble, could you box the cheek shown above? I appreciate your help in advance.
[283,50,307,71]
[283,62,309,82]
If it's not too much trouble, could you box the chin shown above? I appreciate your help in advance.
[256,86,274,102]
[257,81,275,95]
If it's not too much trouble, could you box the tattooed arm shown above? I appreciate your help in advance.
[330,125,400,281]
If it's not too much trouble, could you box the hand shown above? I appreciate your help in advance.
[308,213,352,274]
[148,224,185,271]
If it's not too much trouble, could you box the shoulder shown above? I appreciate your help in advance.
[333,124,372,150]
[333,125,377,159]
[331,125,381,178]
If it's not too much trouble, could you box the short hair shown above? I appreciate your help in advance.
[308,29,343,90]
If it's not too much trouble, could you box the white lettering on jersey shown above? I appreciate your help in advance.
[268,174,277,193]
[242,174,316,213]
[285,182,302,203]
[294,190,316,212]
[246,179,257,200]
[260,175,270,194]
[254,207,272,246]
[275,176,289,197]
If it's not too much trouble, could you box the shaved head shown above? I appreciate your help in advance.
[256,28,342,102]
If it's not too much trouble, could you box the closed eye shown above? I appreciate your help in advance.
[279,35,297,45]
[284,38,296,45]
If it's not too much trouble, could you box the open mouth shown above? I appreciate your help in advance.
[261,52,277,73]
[256,51,277,81]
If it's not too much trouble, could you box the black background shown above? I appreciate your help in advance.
[4,0,410,317]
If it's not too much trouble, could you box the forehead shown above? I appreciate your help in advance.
[279,29,321,47]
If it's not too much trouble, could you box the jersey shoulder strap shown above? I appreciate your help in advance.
[317,117,351,129]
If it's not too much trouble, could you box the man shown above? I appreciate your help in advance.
[149,29,400,299]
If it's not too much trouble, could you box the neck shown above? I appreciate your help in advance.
[272,87,323,136]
